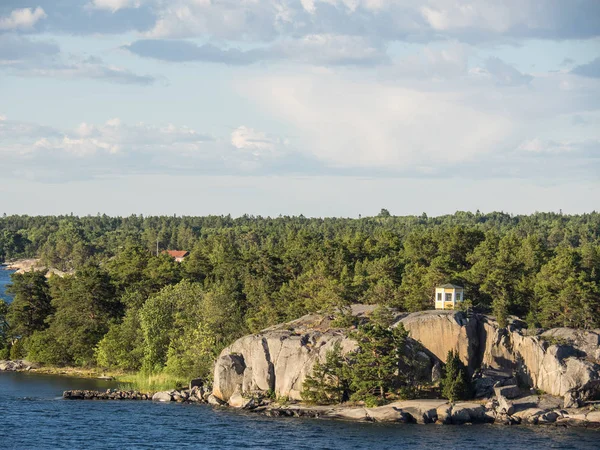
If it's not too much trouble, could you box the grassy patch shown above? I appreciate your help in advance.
[117,372,188,393]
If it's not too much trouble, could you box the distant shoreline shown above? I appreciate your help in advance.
[1,259,69,277]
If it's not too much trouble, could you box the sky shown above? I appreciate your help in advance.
[0,0,599,217]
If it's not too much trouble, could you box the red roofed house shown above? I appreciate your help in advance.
[163,250,189,262]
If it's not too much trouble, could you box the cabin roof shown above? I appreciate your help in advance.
[437,283,463,289]
[163,250,189,258]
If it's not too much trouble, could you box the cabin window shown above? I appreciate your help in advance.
[446,293,453,302]
[437,293,442,301]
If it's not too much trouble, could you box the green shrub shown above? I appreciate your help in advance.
[9,338,26,360]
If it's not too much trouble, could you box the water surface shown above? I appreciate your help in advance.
[0,372,598,449]
[0,267,15,303]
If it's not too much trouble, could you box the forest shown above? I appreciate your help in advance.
[0,210,599,383]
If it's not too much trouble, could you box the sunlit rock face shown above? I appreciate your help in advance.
[212,306,600,402]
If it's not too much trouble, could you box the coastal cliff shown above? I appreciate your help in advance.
[212,306,600,406]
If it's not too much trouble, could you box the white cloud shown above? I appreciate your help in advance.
[241,72,514,170]
[0,7,46,31]
[300,0,316,14]
[2,118,213,159]
[231,126,286,156]
[137,0,600,42]
[105,118,121,127]
[420,3,514,33]
[518,138,574,154]
[89,0,142,13]
[0,114,6,121]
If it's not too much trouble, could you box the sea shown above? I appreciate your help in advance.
[0,372,598,449]
[1,268,599,449]
[0,266,15,303]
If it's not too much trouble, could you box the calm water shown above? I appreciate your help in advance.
[0,373,598,449]
[0,267,15,303]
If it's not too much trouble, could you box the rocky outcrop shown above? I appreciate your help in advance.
[213,306,600,404]
[540,328,600,363]
[213,313,358,402]
[3,259,69,277]
[396,311,479,372]
[0,360,39,371]
[478,316,600,399]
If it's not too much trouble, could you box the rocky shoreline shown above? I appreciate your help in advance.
[62,385,600,428]
[0,360,39,372]
[2,259,70,277]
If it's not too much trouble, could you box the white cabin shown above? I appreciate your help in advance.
[435,284,464,310]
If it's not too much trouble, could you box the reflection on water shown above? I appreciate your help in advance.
[0,372,598,450]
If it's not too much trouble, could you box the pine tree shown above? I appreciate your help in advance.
[301,342,350,404]
[6,270,53,338]
[441,350,470,402]
[349,323,408,402]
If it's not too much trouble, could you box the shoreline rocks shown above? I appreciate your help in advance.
[60,385,600,428]
[63,390,153,400]
[63,386,210,403]
[0,360,39,372]
[248,398,600,428]
[2,259,70,277]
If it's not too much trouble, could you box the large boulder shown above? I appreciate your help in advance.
[228,392,255,409]
[152,391,173,402]
[212,354,246,401]
[396,311,479,373]
[494,385,521,399]
[449,403,491,424]
[389,400,448,424]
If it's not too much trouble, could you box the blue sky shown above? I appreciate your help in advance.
[0,1,599,217]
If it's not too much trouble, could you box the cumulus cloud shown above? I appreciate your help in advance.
[231,126,288,157]
[0,0,598,43]
[140,0,600,42]
[89,0,143,13]
[2,117,310,181]
[240,72,515,170]
[0,7,46,31]
[0,0,155,35]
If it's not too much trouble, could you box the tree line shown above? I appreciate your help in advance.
[0,211,599,381]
